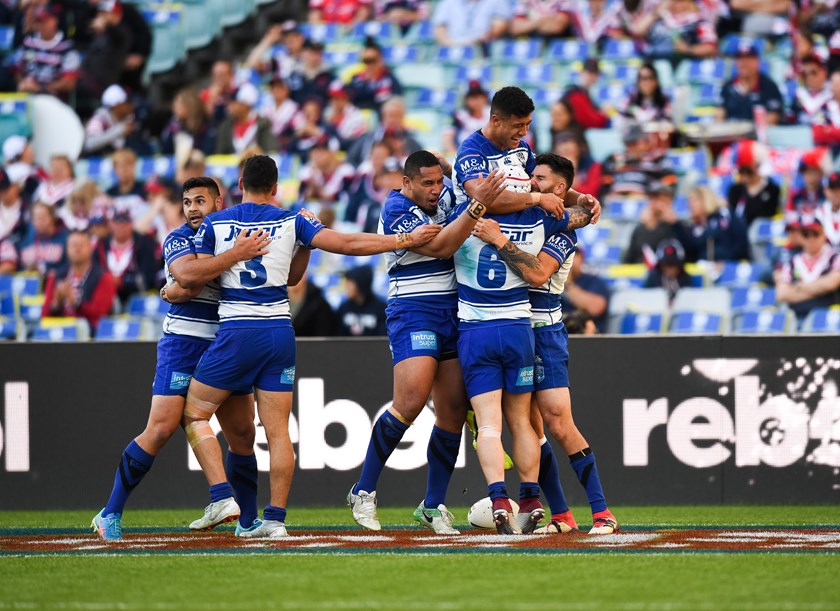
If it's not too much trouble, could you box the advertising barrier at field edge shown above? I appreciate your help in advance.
[1,336,838,509]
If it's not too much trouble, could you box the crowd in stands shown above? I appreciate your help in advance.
[1,0,840,339]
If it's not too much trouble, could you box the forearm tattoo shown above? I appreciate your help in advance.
[395,233,413,249]
[566,205,594,230]
[497,240,541,281]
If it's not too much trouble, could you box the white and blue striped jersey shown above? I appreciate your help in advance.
[453,130,536,205]
[161,223,220,341]
[194,203,325,329]
[453,205,570,325]
[378,187,458,310]
[529,231,577,327]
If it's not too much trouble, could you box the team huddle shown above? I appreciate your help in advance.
[92,86,618,541]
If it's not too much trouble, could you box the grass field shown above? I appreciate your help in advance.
[1,506,839,611]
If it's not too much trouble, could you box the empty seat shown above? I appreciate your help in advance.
[620,312,665,334]
[715,261,763,287]
[730,285,776,311]
[492,39,542,63]
[731,309,791,334]
[608,287,669,333]
[801,308,840,333]
[671,287,731,316]
[668,311,723,334]
[547,39,589,61]
[127,293,169,319]
[32,317,90,341]
[95,317,148,341]
[585,129,623,163]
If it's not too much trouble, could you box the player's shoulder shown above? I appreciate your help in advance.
[383,189,411,213]
[166,223,194,242]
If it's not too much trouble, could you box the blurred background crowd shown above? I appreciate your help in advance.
[0,0,839,341]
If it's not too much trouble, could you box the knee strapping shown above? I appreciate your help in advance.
[184,393,220,419]
[184,420,216,449]
[477,425,502,439]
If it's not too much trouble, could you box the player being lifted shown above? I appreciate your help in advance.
[347,152,505,534]
[182,156,441,539]
[451,87,598,534]
[92,177,270,540]
[472,153,619,535]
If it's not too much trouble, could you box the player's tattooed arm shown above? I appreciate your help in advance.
[566,204,595,230]
[471,218,559,287]
[496,240,542,282]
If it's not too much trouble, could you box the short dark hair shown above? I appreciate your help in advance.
[534,153,575,187]
[182,176,220,198]
[241,155,278,194]
[403,150,441,179]
[490,86,534,119]
[363,36,381,53]
[67,228,91,240]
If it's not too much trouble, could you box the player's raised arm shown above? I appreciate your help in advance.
[471,218,560,287]
[171,228,271,289]
[311,223,441,256]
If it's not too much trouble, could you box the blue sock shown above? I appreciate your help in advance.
[569,448,607,514]
[103,440,154,516]
[226,451,258,527]
[424,426,461,507]
[354,411,409,494]
[538,441,570,515]
[519,481,540,500]
[209,482,234,503]
[264,504,287,523]
[488,481,508,501]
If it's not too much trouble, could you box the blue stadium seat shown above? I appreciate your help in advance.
[715,261,762,287]
[299,23,341,43]
[673,195,689,218]
[666,148,708,174]
[730,285,776,311]
[584,242,622,266]
[32,318,89,342]
[609,64,639,84]
[381,44,421,63]
[593,83,629,106]
[0,25,13,51]
[668,311,723,334]
[492,39,542,63]
[514,64,555,87]
[694,83,721,105]
[182,0,219,50]
[601,38,638,60]
[138,157,176,181]
[349,21,394,41]
[127,294,169,319]
[606,198,645,222]
[95,317,146,341]
[323,49,360,67]
[620,312,665,334]
[453,65,493,85]
[603,275,645,291]
[434,45,477,64]
[271,154,295,179]
[0,316,17,340]
[531,87,562,108]
[143,8,186,76]
[547,40,589,62]
[0,289,14,319]
[405,20,434,43]
[218,0,255,28]
[732,309,789,334]
[682,59,728,84]
[720,35,766,57]
[415,88,458,111]
[75,157,113,185]
[801,308,840,333]
[585,128,623,162]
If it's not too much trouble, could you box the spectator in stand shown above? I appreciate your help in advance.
[432,0,510,48]
[548,98,585,147]
[563,308,597,334]
[94,207,160,308]
[161,87,216,156]
[346,155,403,231]
[817,171,840,250]
[560,245,610,333]
[561,58,610,130]
[813,71,840,154]
[346,38,403,113]
[726,0,792,38]
[791,54,832,126]
[18,201,67,276]
[106,148,148,224]
[623,181,690,264]
[788,148,831,212]
[0,238,16,273]
[601,123,675,198]
[14,3,80,101]
[644,238,693,303]
[215,83,275,156]
[684,184,750,262]
[0,169,26,247]
[3,135,42,204]
[289,97,332,160]
[287,40,335,108]
[104,0,152,94]
[344,140,391,223]
[59,181,101,232]
[260,77,299,152]
[375,0,425,33]
[553,133,602,198]
[201,60,236,126]
[83,84,137,156]
[443,80,491,155]
[565,0,625,47]
[510,0,571,37]
[245,21,305,80]
[727,139,780,226]
[621,62,672,123]
[32,154,75,208]
[336,265,387,336]
[347,96,421,165]
[800,0,840,74]
[717,40,784,125]
[309,0,373,24]
[298,137,356,221]
[775,213,840,323]
[324,80,369,150]
[42,229,116,333]
[630,0,717,62]
[288,271,339,336]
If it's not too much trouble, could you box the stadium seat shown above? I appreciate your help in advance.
[666,148,708,175]
[731,309,791,334]
[547,39,589,62]
[679,59,728,84]
[668,311,724,334]
[593,83,630,106]
[608,287,669,333]
[349,21,394,41]
[0,315,18,340]
[730,285,776,311]
[605,198,645,222]
[671,287,731,316]
[800,308,840,333]
[434,45,477,64]
[144,8,186,76]
[299,23,341,43]
[715,261,763,287]
[491,39,542,63]
[138,157,176,181]
[218,0,255,28]
[381,44,421,63]
[452,65,494,86]
[323,49,360,67]
[601,38,638,60]
[531,87,563,108]
[720,35,766,57]
[0,25,13,51]
[620,312,665,334]
[405,20,434,43]
[182,0,219,50]
[415,88,458,112]
[513,64,555,87]
[32,317,90,342]
[767,125,814,150]
[393,62,446,89]
[585,129,623,163]
[95,317,148,341]
[127,294,169,319]
[584,242,622,267]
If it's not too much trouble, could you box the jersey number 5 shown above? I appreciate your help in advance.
[477,244,506,288]
[240,256,268,287]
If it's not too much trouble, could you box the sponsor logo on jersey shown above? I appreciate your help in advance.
[410,331,438,351]
[164,237,190,259]
[170,371,192,390]
[458,154,488,174]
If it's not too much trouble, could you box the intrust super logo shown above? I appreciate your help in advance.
[1,382,30,472]
[623,358,840,470]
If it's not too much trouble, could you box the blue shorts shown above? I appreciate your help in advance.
[194,326,296,392]
[457,321,535,399]
[534,323,570,391]
[152,334,252,396]
[387,307,458,365]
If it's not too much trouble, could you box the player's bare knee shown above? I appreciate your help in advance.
[225,423,256,453]
[147,420,179,447]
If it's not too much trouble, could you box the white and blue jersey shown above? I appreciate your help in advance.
[529,230,577,327]
[194,202,325,329]
[378,187,457,312]
[453,130,536,205]
[161,223,220,341]
[452,205,570,326]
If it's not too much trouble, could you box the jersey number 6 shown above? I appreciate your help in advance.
[477,244,507,289]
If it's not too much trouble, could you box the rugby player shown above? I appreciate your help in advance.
[92,177,270,540]
[471,153,619,535]
[347,152,505,535]
[183,155,441,539]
